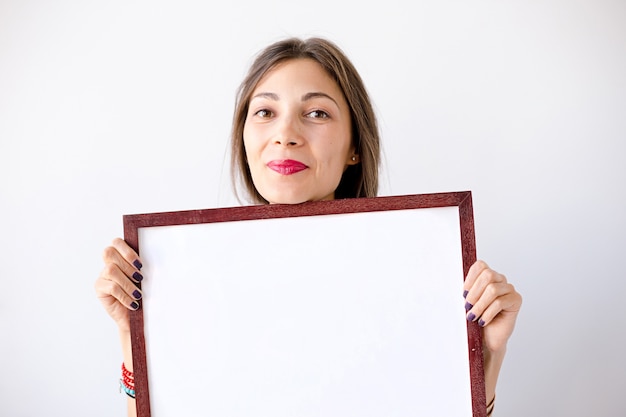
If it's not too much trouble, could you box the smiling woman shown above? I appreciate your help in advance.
[242,58,358,204]
[231,38,381,204]
[94,36,521,417]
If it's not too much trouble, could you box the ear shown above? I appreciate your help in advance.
[346,154,360,166]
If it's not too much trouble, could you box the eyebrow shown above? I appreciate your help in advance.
[302,92,339,107]
[251,91,339,107]
[251,92,279,101]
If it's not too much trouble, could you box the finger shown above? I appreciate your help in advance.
[96,263,143,309]
[465,281,512,324]
[464,264,506,307]
[474,286,522,327]
[111,237,142,270]
[102,239,143,284]
[463,260,490,297]
[95,277,140,310]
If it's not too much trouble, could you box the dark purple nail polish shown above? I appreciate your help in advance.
[465,302,473,311]
[467,312,476,322]
[132,271,143,282]
[132,290,142,300]
[130,301,139,310]
[479,319,486,327]
[463,290,468,298]
[133,259,143,270]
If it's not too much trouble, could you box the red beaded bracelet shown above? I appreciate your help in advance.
[122,363,134,379]
[120,362,136,399]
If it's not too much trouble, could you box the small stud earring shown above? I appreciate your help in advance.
[351,156,356,161]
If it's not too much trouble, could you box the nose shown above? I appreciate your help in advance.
[273,116,303,147]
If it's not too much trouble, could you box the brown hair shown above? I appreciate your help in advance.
[231,37,380,204]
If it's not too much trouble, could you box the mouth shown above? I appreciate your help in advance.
[267,159,308,175]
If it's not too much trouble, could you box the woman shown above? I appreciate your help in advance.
[95,37,522,416]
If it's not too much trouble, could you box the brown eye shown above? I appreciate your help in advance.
[255,109,273,118]
[306,110,330,119]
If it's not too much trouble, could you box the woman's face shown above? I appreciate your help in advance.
[243,58,358,204]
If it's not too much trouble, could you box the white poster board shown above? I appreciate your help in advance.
[124,192,486,417]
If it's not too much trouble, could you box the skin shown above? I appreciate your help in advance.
[95,58,522,417]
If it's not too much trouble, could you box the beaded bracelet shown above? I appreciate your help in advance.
[486,394,495,416]
[119,362,136,399]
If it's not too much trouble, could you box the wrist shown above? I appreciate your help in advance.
[118,328,134,372]
[484,345,506,367]
[483,346,506,411]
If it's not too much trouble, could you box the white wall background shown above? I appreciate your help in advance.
[1,0,624,416]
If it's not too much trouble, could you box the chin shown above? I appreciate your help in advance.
[266,195,310,205]
[264,192,336,205]
[257,184,335,205]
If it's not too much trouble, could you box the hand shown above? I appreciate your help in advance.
[94,238,144,333]
[463,260,522,354]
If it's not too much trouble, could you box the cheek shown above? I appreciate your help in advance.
[242,130,256,161]
[327,135,353,166]
[243,124,265,161]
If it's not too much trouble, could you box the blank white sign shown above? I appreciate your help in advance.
[131,200,476,416]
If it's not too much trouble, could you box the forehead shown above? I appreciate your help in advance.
[253,58,343,97]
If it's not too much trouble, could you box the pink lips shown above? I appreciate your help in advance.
[267,159,308,175]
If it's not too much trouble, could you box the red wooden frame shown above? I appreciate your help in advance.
[123,191,485,417]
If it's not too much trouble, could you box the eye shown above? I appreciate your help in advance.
[254,109,274,118]
[306,110,330,119]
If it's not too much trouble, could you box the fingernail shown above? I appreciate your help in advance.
[467,312,476,321]
[132,272,143,282]
[133,259,143,270]
[130,301,139,310]
[465,302,473,311]
[463,290,468,298]
[132,290,142,300]
[478,319,486,327]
